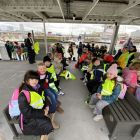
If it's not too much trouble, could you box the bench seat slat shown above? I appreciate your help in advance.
[121,100,140,121]
[118,100,136,121]
[110,103,125,121]
[114,101,130,121]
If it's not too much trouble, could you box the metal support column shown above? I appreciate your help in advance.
[31,30,35,41]
[43,20,48,54]
[109,22,120,54]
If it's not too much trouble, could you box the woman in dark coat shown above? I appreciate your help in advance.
[18,70,53,140]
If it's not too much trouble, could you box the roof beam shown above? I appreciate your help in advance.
[34,12,48,21]
[0,12,22,22]
[0,6,31,22]
[0,5,59,12]
[81,0,99,23]
[0,9,23,21]
[116,0,140,15]
[7,12,32,22]
[56,0,65,22]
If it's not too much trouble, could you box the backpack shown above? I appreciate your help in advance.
[9,88,30,117]
[118,83,127,99]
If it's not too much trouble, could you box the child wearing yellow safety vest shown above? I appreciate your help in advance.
[86,58,105,94]
[43,55,65,96]
[117,46,136,69]
[89,64,121,121]
[18,70,54,139]
[37,63,64,115]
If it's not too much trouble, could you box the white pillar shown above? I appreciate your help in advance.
[109,22,120,54]
[43,20,48,54]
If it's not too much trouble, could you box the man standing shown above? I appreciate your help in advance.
[5,41,12,60]
[25,33,35,64]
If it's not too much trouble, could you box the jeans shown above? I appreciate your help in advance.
[89,94,109,115]
[44,88,58,113]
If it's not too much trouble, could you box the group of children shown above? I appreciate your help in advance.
[8,41,140,139]
[78,43,140,121]
[9,50,73,140]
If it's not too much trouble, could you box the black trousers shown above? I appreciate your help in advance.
[28,50,36,64]
[7,49,12,60]
[86,80,101,94]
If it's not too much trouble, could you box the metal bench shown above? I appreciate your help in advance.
[102,92,140,140]
[3,106,40,140]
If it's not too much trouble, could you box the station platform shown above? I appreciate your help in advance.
[0,60,109,140]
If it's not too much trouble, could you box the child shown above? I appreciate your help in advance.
[89,64,121,121]
[37,63,64,115]
[18,70,53,140]
[43,55,65,95]
[86,58,105,94]
[122,62,140,94]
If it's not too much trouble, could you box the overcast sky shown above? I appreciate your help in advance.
[0,22,140,35]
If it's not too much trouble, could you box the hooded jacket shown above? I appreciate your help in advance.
[18,84,53,135]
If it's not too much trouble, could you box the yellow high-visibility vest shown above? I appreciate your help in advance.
[49,83,58,92]
[30,91,45,109]
[117,52,134,69]
[46,64,57,81]
[60,70,76,80]
[33,42,40,54]
[101,79,115,96]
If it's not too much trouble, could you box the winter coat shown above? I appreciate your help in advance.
[92,62,105,82]
[38,71,54,88]
[25,38,34,52]
[97,80,121,104]
[18,84,53,135]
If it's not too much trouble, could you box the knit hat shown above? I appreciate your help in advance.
[103,54,114,63]
[107,64,118,77]
[43,55,51,62]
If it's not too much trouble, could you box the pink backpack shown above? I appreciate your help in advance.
[118,83,127,99]
[9,88,30,117]
[123,68,138,88]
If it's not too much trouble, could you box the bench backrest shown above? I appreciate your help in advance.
[125,92,140,116]
[3,105,19,137]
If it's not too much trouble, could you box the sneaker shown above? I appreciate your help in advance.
[85,100,89,104]
[93,109,97,115]
[80,77,84,80]
[58,91,65,96]
[58,86,62,90]
[84,82,87,86]
[93,115,103,121]
[82,79,85,83]
[88,104,95,109]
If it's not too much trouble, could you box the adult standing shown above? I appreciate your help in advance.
[77,42,83,59]
[25,33,36,64]
[68,43,74,61]
[5,41,12,60]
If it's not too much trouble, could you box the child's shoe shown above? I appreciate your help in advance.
[56,106,64,114]
[58,91,65,96]
[80,77,84,80]
[58,86,62,90]
[93,115,103,121]
[88,104,95,109]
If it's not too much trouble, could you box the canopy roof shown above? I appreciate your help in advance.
[0,0,140,25]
